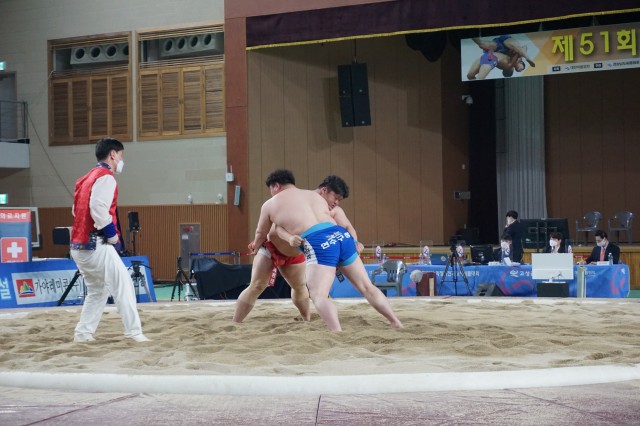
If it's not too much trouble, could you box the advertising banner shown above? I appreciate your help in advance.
[461,22,639,81]
[0,256,156,309]
[0,209,32,263]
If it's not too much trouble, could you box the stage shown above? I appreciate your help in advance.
[0,256,156,309]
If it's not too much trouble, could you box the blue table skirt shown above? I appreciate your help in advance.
[0,256,156,308]
[329,263,630,298]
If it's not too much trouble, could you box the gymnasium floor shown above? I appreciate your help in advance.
[2,288,640,425]
[2,377,639,424]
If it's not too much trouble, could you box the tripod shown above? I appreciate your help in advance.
[439,246,472,296]
[129,260,153,302]
[130,229,139,256]
[57,269,84,306]
[171,256,198,301]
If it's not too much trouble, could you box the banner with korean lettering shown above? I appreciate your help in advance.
[0,209,32,263]
[461,22,639,81]
[0,256,157,308]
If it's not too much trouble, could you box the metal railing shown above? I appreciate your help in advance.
[0,100,28,143]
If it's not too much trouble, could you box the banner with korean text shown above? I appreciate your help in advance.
[461,22,639,81]
[0,209,32,263]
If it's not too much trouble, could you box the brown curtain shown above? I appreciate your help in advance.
[246,0,640,48]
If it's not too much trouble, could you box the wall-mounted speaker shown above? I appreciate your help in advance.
[234,185,241,206]
[70,43,129,66]
[338,63,371,127]
[160,33,224,58]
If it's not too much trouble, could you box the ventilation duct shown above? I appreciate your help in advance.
[70,43,129,65]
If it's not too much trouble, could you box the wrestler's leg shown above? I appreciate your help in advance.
[467,57,482,80]
[232,253,271,322]
[476,63,494,80]
[305,263,341,331]
[341,257,403,329]
[278,263,311,321]
[472,37,498,51]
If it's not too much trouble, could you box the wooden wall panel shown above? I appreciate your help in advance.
[282,46,310,184]
[439,45,468,241]
[372,37,400,245]
[36,205,228,282]
[247,36,450,246]
[248,50,265,234]
[545,67,640,242]
[305,44,334,188]
[37,207,75,259]
[397,46,423,245]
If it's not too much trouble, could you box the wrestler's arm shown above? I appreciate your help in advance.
[250,202,273,254]
[274,225,303,248]
[331,206,364,253]
[504,39,535,67]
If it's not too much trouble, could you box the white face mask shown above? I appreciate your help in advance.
[506,217,514,225]
[500,241,510,250]
[596,240,605,247]
[115,160,124,174]
[549,240,558,247]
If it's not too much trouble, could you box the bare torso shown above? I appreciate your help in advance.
[264,187,335,236]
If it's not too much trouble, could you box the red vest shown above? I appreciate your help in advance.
[71,165,119,246]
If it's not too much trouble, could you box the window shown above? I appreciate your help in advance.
[137,23,225,139]
[48,33,132,146]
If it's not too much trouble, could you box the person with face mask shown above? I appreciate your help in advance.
[582,230,620,265]
[545,231,565,254]
[69,137,149,343]
[493,234,514,264]
[503,210,524,262]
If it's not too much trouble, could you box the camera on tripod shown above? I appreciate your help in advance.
[130,260,142,274]
[448,236,462,252]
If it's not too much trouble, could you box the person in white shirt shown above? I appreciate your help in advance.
[70,137,149,343]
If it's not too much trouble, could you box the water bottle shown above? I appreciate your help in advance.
[608,253,613,265]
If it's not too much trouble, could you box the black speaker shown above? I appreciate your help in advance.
[337,63,371,127]
[339,94,355,127]
[128,211,140,231]
[337,64,352,96]
[350,62,371,126]
[474,282,504,296]
[537,282,569,297]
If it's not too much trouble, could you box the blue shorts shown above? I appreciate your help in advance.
[480,50,498,68]
[492,35,512,54]
[300,223,358,267]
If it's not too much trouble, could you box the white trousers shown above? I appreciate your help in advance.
[71,241,143,337]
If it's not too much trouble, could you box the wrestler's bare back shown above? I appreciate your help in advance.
[263,187,335,236]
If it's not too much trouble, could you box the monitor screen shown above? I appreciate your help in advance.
[470,244,494,264]
[531,253,574,281]
[521,218,570,249]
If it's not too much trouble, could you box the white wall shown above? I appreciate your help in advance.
[0,0,226,207]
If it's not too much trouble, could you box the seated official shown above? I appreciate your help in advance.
[493,234,514,264]
[544,231,565,254]
[583,230,620,264]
